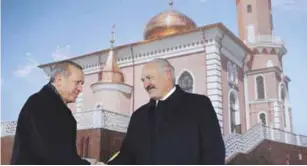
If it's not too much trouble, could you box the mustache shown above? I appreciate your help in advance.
[146,85,155,91]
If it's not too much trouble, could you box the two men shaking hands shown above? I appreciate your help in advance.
[11,58,225,165]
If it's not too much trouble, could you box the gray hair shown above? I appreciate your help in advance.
[49,60,83,83]
[149,58,176,85]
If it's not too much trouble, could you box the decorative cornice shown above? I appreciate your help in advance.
[251,47,287,57]
[246,66,282,75]
[248,98,281,104]
[244,35,287,56]
[91,82,133,95]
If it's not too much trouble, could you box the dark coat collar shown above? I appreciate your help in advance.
[41,83,64,102]
[158,85,185,105]
[147,85,186,117]
[39,83,73,116]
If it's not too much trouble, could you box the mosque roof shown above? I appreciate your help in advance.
[143,9,197,40]
[38,23,252,69]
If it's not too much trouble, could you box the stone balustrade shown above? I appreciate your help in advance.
[1,109,130,137]
[244,35,284,45]
[224,123,307,161]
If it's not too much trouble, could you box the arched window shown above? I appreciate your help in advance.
[178,71,193,93]
[281,85,286,101]
[247,5,252,13]
[229,91,241,133]
[259,113,267,125]
[256,76,265,99]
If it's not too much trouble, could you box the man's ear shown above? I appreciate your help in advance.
[164,67,172,80]
[54,73,62,86]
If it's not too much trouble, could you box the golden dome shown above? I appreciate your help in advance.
[144,9,197,40]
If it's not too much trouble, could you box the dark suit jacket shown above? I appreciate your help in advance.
[10,84,90,165]
[108,85,225,165]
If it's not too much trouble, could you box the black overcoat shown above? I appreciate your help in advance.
[108,85,225,165]
[10,84,90,165]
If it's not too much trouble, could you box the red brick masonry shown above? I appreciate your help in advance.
[1,128,125,164]
[227,139,307,164]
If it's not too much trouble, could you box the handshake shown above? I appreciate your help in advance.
[92,161,105,165]
[84,150,121,165]
[84,158,106,165]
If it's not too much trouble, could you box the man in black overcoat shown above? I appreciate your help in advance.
[10,61,92,165]
[108,58,225,165]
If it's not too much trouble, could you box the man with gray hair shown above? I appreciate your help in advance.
[11,60,92,164]
[108,58,225,164]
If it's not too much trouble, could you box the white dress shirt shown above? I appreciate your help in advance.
[156,86,176,106]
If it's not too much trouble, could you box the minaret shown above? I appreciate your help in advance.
[99,25,124,83]
[236,0,274,42]
[236,0,292,132]
[91,25,133,115]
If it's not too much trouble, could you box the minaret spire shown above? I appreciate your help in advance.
[110,24,115,49]
[100,24,124,83]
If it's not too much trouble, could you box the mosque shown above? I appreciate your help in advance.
[1,0,307,164]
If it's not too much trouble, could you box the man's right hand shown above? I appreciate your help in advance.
[92,161,105,165]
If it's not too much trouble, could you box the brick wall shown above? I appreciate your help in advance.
[1,136,14,164]
[2,133,306,164]
[76,128,126,163]
[227,139,307,164]
[0,128,126,164]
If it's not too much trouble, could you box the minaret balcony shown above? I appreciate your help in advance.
[244,35,285,48]
[244,35,287,56]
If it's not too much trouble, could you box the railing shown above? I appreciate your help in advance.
[224,123,307,161]
[244,35,285,46]
[1,109,130,137]
[73,109,130,133]
[1,121,17,137]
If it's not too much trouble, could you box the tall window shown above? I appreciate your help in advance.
[256,76,265,99]
[281,85,286,101]
[229,91,241,133]
[178,71,193,93]
[247,5,252,13]
[259,113,267,125]
[230,92,236,133]
[281,84,287,127]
